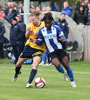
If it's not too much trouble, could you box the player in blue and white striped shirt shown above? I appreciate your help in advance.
[33,13,77,87]
[37,22,65,54]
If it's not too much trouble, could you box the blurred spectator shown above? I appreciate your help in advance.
[10,2,16,8]
[7,2,12,8]
[73,5,87,25]
[46,6,51,12]
[40,6,51,21]
[51,2,58,11]
[87,2,90,25]
[76,0,84,11]
[3,3,9,16]
[18,2,24,13]
[83,0,89,16]
[0,6,5,19]
[15,15,26,43]
[42,6,51,12]
[56,13,69,39]
[0,21,6,58]
[30,6,35,13]
[84,0,89,6]
[4,5,18,24]
[42,7,47,12]
[10,17,26,64]
[56,13,69,49]
[36,7,41,12]
[3,2,12,16]
[18,1,24,21]
[61,1,72,17]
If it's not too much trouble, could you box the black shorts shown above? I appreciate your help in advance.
[48,49,67,61]
[20,45,43,58]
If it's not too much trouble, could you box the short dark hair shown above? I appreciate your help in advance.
[12,17,17,21]
[43,12,54,21]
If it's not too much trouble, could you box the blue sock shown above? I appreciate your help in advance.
[28,69,37,84]
[42,52,47,63]
[66,67,74,82]
[56,66,64,73]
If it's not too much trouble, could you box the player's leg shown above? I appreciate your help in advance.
[61,56,77,87]
[26,56,41,88]
[49,52,65,74]
[51,57,64,73]
[13,57,26,81]
[16,57,26,73]
[13,45,32,81]
[51,57,68,81]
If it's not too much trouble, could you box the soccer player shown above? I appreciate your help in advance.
[33,13,77,87]
[12,11,45,88]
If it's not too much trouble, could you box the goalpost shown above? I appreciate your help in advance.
[24,0,30,25]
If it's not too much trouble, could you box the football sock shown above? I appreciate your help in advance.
[42,52,47,63]
[56,66,64,73]
[66,67,74,82]
[15,66,21,74]
[28,69,37,84]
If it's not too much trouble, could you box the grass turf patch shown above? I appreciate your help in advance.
[0,60,90,100]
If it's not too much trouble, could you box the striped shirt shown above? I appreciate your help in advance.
[37,25,66,54]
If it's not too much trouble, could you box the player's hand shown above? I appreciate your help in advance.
[26,26,31,32]
[59,38,65,42]
[25,27,32,38]
[30,38,37,43]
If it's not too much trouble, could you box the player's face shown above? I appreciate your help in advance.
[45,20,52,29]
[31,16,40,26]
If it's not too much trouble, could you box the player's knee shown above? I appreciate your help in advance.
[52,61,60,67]
[16,59,24,67]
[16,62,21,67]
[32,63,39,69]
[63,63,69,69]
[56,63,61,67]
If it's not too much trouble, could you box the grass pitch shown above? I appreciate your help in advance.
[0,59,90,100]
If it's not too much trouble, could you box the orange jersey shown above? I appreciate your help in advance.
[25,21,45,51]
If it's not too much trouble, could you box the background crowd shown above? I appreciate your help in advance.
[0,0,90,64]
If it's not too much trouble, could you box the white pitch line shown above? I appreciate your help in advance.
[1,66,90,75]
[73,71,90,75]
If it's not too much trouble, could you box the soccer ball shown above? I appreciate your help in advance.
[34,77,46,88]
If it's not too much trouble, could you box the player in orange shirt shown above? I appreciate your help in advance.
[12,11,45,88]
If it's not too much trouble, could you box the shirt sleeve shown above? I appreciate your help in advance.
[57,26,66,40]
[37,29,44,45]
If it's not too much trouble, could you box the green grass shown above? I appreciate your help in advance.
[0,59,90,100]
